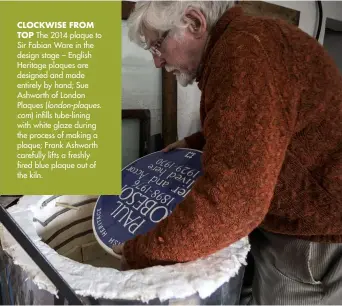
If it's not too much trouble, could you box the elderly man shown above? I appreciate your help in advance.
[114,1,342,304]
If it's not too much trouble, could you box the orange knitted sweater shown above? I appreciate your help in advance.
[124,6,342,269]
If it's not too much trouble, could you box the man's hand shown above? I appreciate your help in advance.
[162,139,188,152]
[112,243,130,270]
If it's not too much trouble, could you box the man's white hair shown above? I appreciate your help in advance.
[127,1,235,48]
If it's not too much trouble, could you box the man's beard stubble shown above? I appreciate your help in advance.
[165,65,195,87]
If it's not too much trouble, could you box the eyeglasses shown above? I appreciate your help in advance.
[148,30,170,57]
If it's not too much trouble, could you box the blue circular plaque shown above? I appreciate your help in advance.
[92,148,203,256]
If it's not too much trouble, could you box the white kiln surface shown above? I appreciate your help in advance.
[0,195,250,302]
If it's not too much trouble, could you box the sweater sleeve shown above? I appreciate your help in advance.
[184,131,205,150]
[123,31,295,269]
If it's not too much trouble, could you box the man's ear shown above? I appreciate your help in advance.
[183,8,207,38]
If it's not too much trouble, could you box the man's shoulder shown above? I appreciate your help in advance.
[206,13,315,77]
[204,17,271,81]
[208,16,269,66]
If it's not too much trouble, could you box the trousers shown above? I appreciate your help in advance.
[243,229,342,305]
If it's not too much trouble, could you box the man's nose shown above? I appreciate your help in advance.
[153,55,165,68]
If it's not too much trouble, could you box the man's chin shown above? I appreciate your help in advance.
[175,73,195,87]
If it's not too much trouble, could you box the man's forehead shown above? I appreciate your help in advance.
[142,26,161,43]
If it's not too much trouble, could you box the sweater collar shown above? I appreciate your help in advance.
[195,6,244,86]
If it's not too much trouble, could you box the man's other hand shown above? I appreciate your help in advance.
[112,243,130,270]
[162,139,188,152]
